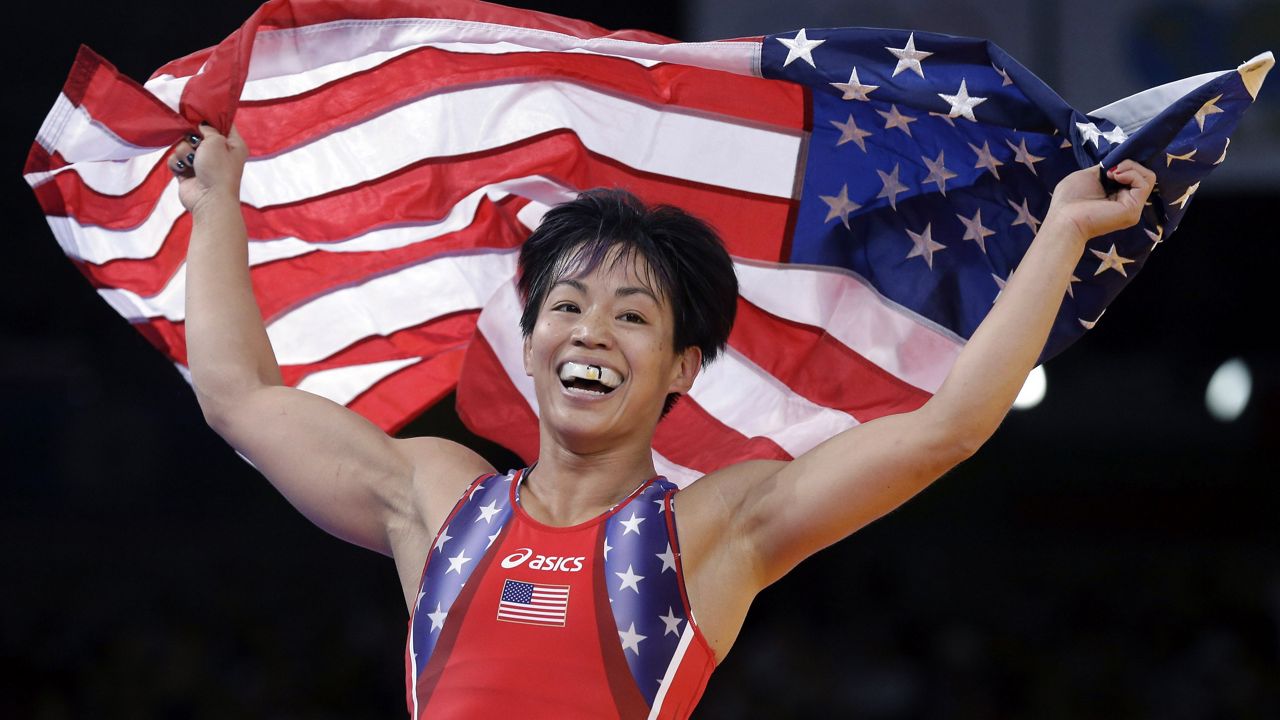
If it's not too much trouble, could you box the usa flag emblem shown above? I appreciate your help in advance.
[496,579,570,627]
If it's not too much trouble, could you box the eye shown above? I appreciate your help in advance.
[551,301,580,313]
[619,311,646,324]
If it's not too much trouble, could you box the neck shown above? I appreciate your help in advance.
[522,432,659,527]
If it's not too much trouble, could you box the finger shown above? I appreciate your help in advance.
[198,122,227,143]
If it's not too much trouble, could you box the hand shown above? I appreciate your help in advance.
[1044,160,1156,242]
[169,124,249,214]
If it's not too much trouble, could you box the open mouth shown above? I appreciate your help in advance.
[558,361,623,396]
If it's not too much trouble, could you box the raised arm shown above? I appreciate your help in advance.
[690,161,1156,592]
[174,125,491,565]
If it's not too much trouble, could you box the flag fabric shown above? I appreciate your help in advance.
[24,0,1271,486]
[496,578,571,627]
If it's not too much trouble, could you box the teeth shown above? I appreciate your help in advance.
[558,361,623,389]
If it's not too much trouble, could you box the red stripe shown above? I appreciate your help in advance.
[653,396,792,473]
[277,311,478,383]
[455,333,539,464]
[346,348,467,433]
[61,46,189,149]
[728,299,932,422]
[233,46,801,158]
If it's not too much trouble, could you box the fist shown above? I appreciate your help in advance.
[169,124,249,213]
[1046,160,1156,241]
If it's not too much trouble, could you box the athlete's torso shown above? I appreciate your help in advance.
[405,468,715,719]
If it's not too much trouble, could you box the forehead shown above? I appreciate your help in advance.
[548,243,668,302]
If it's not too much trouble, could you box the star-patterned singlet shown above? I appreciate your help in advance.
[404,468,715,719]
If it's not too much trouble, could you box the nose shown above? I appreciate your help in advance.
[570,308,612,348]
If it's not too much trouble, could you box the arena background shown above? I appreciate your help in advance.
[4,0,1277,717]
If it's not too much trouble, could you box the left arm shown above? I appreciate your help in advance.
[687,161,1156,591]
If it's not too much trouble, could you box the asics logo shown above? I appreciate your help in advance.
[500,547,585,572]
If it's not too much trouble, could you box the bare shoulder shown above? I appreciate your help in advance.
[395,436,496,529]
[676,459,787,518]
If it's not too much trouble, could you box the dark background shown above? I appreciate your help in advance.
[5,1,1277,718]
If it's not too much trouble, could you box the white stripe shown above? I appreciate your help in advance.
[268,249,518,365]
[141,18,760,105]
[238,80,800,206]
[35,93,158,162]
[649,624,696,719]
[476,281,701,486]
[734,260,963,394]
[294,357,421,405]
[689,347,856,458]
[46,181,183,264]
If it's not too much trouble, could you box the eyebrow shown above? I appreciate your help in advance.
[551,278,660,303]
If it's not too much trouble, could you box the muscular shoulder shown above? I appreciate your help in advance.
[393,436,496,537]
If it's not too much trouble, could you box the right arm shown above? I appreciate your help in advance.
[175,125,491,565]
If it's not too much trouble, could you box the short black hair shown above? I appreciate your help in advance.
[517,188,738,416]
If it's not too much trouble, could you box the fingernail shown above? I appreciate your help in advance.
[188,134,200,145]
[186,153,195,164]
[175,160,186,171]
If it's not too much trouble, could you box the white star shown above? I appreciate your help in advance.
[905,223,946,270]
[618,622,647,655]
[1166,149,1197,166]
[777,28,824,68]
[619,511,645,536]
[446,549,472,575]
[921,151,959,195]
[486,531,500,549]
[956,209,996,253]
[1102,125,1128,144]
[1170,182,1200,209]
[603,537,613,560]
[1194,94,1224,131]
[1060,138,1073,150]
[427,602,448,632]
[1091,244,1135,277]
[1066,273,1081,299]
[1076,121,1103,147]
[434,526,452,552]
[1145,224,1164,250]
[876,164,910,210]
[886,32,933,78]
[1005,137,1045,175]
[968,141,1004,180]
[829,67,879,101]
[937,78,987,122]
[656,543,676,573]
[476,501,500,524]
[1007,197,1041,234]
[877,104,918,136]
[1079,309,1105,330]
[991,273,1007,303]
[615,564,644,593]
[993,64,1013,86]
[1215,138,1230,165]
[820,184,861,228]
[659,607,684,637]
[830,114,872,151]
[654,498,666,514]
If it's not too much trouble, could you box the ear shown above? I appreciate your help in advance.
[667,346,702,395]
[523,334,533,377]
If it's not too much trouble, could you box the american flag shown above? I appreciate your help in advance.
[496,578,570,627]
[23,0,1270,486]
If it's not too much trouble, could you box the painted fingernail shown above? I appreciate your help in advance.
[186,153,195,164]
[188,134,200,145]
[175,160,186,171]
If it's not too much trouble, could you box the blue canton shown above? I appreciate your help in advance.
[762,27,1259,361]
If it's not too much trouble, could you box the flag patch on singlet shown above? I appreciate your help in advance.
[496,579,570,627]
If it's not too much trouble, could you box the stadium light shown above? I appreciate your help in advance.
[1012,365,1046,410]
[1206,357,1251,422]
